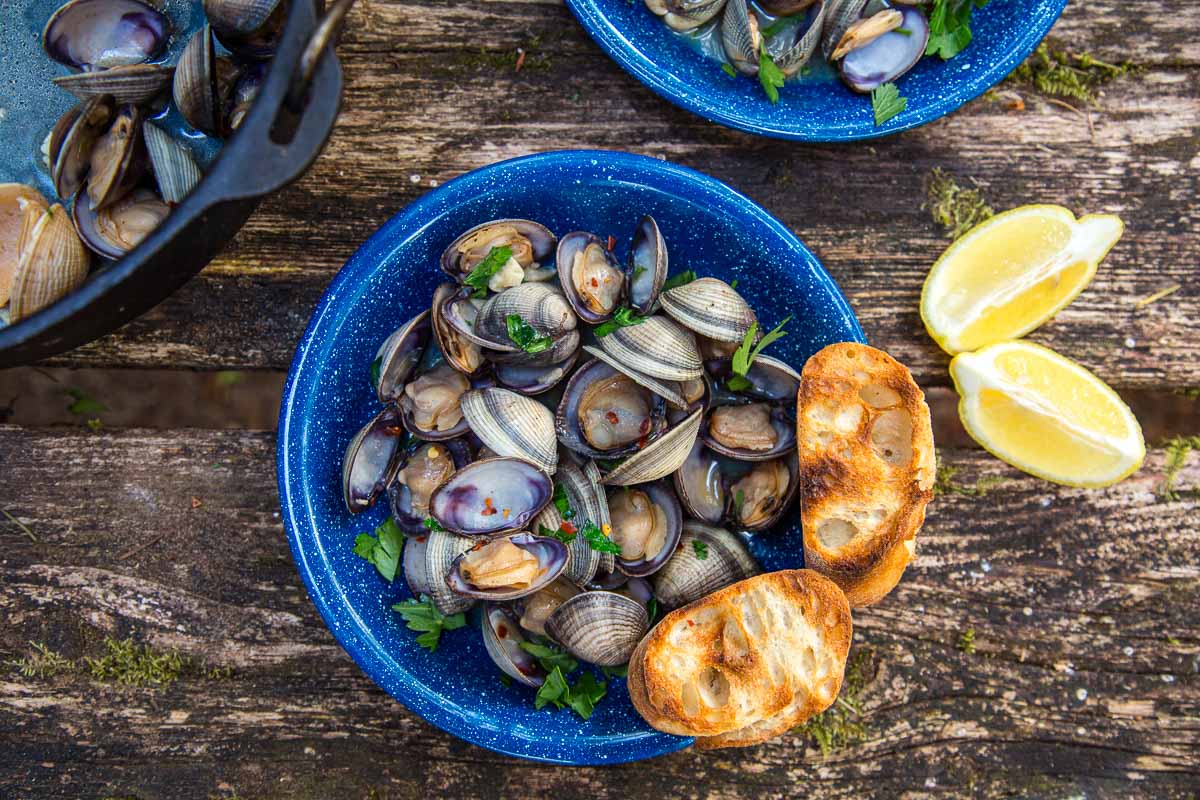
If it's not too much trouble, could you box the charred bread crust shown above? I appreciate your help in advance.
[627,569,852,744]
[799,343,935,608]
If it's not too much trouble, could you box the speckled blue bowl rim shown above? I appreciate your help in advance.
[564,0,1069,141]
[277,150,865,764]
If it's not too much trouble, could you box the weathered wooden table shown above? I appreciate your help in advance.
[3,1,1198,797]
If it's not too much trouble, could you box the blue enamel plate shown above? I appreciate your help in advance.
[277,150,865,764]
[565,0,1068,140]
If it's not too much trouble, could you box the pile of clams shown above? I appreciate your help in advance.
[343,215,808,687]
[646,0,932,95]
[0,0,283,326]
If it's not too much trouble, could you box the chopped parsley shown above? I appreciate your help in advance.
[520,640,579,674]
[721,63,737,78]
[761,15,798,38]
[925,0,989,60]
[646,597,660,625]
[661,270,697,291]
[631,265,648,281]
[422,516,445,532]
[594,306,650,337]
[535,667,608,720]
[65,388,107,416]
[391,595,466,652]
[727,316,791,392]
[463,245,513,298]
[352,517,405,581]
[758,44,786,104]
[693,540,709,560]
[369,356,383,389]
[552,483,576,520]
[871,82,907,126]
[581,521,621,555]
[732,488,746,519]
[506,313,554,354]
[499,673,513,687]
[539,522,577,544]
[730,279,739,291]
[600,664,628,679]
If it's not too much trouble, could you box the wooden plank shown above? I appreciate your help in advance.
[1,425,1197,798]
[33,0,1199,390]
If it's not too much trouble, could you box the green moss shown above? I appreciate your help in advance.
[1008,43,1138,105]
[1160,435,1200,502]
[793,648,871,757]
[934,452,1008,497]
[8,641,72,679]
[442,38,553,75]
[957,627,977,655]
[924,168,994,240]
[84,637,185,687]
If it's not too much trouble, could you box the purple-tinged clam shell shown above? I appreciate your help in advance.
[585,566,628,592]
[673,439,725,523]
[555,357,668,459]
[431,283,488,376]
[557,231,624,324]
[403,529,476,615]
[701,402,796,461]
[621,576,655,607]
[494,349,580,395]
[840,4,929,92]
[625,215,668,314]
[342,406,406,513]
[43,0,170,70]
[440,219,556,282]
[481,604,546,687]
[705,354,801,404]
[387,438,473,534]
[372,311,431,402]
[439,284,518,352]
[608,481,683,578]
[429,457,553,537]
[446,532,569,600]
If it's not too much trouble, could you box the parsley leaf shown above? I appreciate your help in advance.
[600,663,629,679]
[499,673,513,687]
[552,483,575,520]
[721,63,737,78]
[926,0,989,60]
[581,521,621,555]
[871,82,907,126]
[594,306,650,337]
[391,595,466,652]
[369,356,383,390]
[761,15,799,38]
[352,517,405,581]
[631,265,648,281]
[65,388,107,416]
[728,316,791,391]
[535,666,571,710]
[539,523,577,544]
[758,44,786,104]
[730,279,739,291]
[661,270,697,291]
[732,489,746,520]
[647,597,660,625]
[693,540,709,560]
[422,517,445,532]
[567,671,608,720]
[463,245,513,298]
[506,314,554,354]
[519,641,579,674]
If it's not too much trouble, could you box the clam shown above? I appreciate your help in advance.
[830,7,903,60]
[472,282,577,348]
[174,25,235,136]
[703,402,796,461]
[43,0,171,70]
[387,439,472,533]
[840,4,929,92]
[607,481,682,577]
[625,215,668,315]
[7,203,91,323]
[546,458,612,586]
[556,357,668,460]
[53,64,174,107]
[429,457,553,537]
[440,219,556,284]
[481,605,546,687]
[650,0,729,32]
[585,567,628,592]
[494,349,580,395]
[581,458,617,576]
[486,328,581,369]
[581,345,686,409]
[768,0,830,77]
[342,406,406,513]
[722,0,762,76]
[144,123,202,204]
[49,95,116,201]
[728,454,798,531]
[228,61,267,131]
[515,578,580,637]
[673,439,725,524]
[650,523,760,609]
[87,104,147,210]
[601,407,703,486]
[596,315,703,382]
[544,591,648,666]
[660,277,756,344]
[0,185,49,307]
[447,532,569,601]
[431,282,486,375]
[372,311,432,402]
[707,355,801,403]
[398,363,472,440]
[460,387,559,475]
[402,529,477,615]
[204,0,289,59]
[72,187,169,259]
[557,231,624,323]
[438,286,515,352]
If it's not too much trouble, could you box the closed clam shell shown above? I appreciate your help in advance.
[601,407,703,486]
[402,529,477,615]
[50,95,115,201]
[581,459,616,575]
[473,282,577,347]
[545,590,648,666]
[460,387,558,474]
[342,406,405,513]
[54,64,174,107]
[446,532,569,601]
[650,522,760,609]
[659,277,757,343]
[596,315,702,382]
[144,122,202,204]
[0,185,49,307]
[174,25,230,135]
[8,204,90,323]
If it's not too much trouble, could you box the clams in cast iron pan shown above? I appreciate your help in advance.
[0,0,352,367]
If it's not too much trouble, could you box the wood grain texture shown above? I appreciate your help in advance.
[35,0,1200,390]
[1,425,1197,799]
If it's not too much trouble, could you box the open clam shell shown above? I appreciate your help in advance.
[608,481,683,578]
[673,439,726,524]
[429,457,553,538]
[582,345,686,408]
[174,25,234,136]
[387,438,473,534]
[144,123,202,205]
[549,458,612,586]
[660,277,757,344]
[596,315,703,382]
[204,0,288,59]
[555,357,669,460]
[373,311,431,402]
[473,282,577,348]
[772,0,831,77]
[50,95,115,201]
[87,104,147,211]
[440,219,556,282]
[821,0,870,60]
[53,64,174,107]
[727,454,799,531]
[656,0,729,32]
[72,186,169,259]
[625,215,668,314]
[650,522,760,609]
[514,578,581,637]
[43,0,171,70]
[544,590,648,666]
[481,604,546,687]
[398,363,475,442]
[0,185,49,307]
[601,407,703,486]
[460,387,559,475]
[702,402,796,461]
[402,529,477,615]
[446,532,569,601]
[432,283,487,375]
[706,355,801,403]
[840,4,929,92]
[439,287,516,352]
[556,231,624,324]
[342,406,406,513]
[8,203,90,324]
[494,348,580,396]
[722,0,762,76]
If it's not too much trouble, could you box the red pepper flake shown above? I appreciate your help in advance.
[605,411,620,425]
[497,624,509,639]
[481,497,498,517]
[515,48,526,73]
[687,619,695,627]
[384,425,406,436]
[638,418,651,435]
[415,535,427,543]
[560,521,578,535]
[606,235,616,251]
[590,277,599,288]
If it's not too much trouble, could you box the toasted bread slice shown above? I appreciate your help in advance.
[799,342,935,607]
[627,569,851,747]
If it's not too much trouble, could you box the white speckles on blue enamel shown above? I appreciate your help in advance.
[563,0,1069,141]
[276,151,865,765]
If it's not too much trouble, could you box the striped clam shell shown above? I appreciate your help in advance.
[8,203,90,323]
[650,522,760,609]
[659,277,757,344]
[545,590,649,666]
[54,64,174,107]
[596,314,702,382]
[144,122,202,204]
[601,407,703,487]
[460,387,558,474]
[402,530,477,615]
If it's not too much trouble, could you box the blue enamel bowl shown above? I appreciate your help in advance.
[565,0,1068,140]
[277,150,865,764]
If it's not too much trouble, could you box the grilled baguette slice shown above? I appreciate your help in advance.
[799,342,935,607]
[627,569,851,748]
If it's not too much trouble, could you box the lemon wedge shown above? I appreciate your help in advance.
[922,205,1123,354]
[950,341,1144,487]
